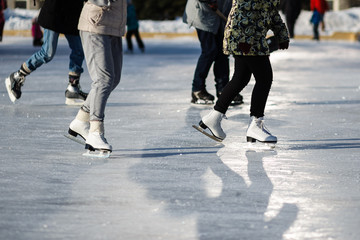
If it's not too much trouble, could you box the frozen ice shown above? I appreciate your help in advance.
[0,33,360,240]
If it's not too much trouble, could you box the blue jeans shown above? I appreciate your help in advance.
[25,28,84,74]
[192,28,229,93]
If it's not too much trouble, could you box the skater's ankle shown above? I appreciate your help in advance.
[69,72,81,86]
[89,120,105,133]
[19,63,31,77]
[76,109,90,122]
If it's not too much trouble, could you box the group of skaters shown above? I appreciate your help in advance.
[5,0,127,155]
[4,0,332,156]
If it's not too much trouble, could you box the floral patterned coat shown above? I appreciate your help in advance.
[223,0,289,56]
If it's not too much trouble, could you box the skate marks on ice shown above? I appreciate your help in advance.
[64,134,111,159]
[242,141,276,151]
[192,124,276,151]
[128,107,298,239]
[82,149,111,158]
[281,138,360,151]
[64,134,86,145]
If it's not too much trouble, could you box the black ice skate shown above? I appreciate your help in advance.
[191,89,215,105]
[65,74,88,106]
[217,91,244,106]
[5,71,27,103]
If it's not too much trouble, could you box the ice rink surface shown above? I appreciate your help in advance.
[0,36,360,239]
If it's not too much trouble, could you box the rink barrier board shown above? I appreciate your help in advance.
[3,30,360,41]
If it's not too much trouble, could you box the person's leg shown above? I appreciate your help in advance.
[69,36,122,141]
[79,32,123,151]
[110,37,123,91]
[64,34,87,105]
[192,28,218,92]
[5,29,59,102]
[133,29,144,51]
[25,29,59,71]
[286,17,295,38]
[214,56,252,114]
[80,31,119,122]
[247,56,273,118]
[0,18,4,42]
[245,56,276,143]
[126,30,134,52]
[65,34,84,75]
[213,28,229,94]
[313,23,319,40]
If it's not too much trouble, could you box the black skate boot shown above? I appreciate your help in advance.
[5,64,31,103]
[217,91,244,106]
[230,94,244,106]
[191,89,215,105]
[65,73,88,106]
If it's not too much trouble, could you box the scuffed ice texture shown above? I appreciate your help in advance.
[0,37,359,240]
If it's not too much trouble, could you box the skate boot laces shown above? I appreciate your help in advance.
[256,118,271,135]
[14,72,25,87]
[100,133,109,144]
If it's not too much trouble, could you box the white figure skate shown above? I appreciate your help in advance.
[193,109,226,142]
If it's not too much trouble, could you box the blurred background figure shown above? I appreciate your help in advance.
[126,0,145,54]
[310,0,329,40]
[183,0,243,106]
[0,0,7,42]
[280,0,302,39]
[31,16,43,47]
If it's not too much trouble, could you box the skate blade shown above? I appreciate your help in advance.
[243,142,276,151]
[5,77,17,103]
[64,134,85,145]
[229,101,244,106]
[82,150,111,158]
[191,100,214,105]
[65,98,85,106]
[192,125,223,142]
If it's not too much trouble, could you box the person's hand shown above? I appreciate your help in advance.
[279,41,289,50]
[238,42,251,54]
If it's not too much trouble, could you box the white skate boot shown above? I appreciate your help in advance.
[84,121,112,158]
[246,117,277,149]
[66,109,90,144]
[193,109,226,142]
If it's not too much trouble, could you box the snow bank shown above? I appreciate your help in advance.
[4,7,360,35]
[3,8,39,31]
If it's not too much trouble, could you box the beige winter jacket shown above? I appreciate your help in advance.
[78,0,127,37]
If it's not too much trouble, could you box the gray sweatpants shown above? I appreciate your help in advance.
[80,31,123,121]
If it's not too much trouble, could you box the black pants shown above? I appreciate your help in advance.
[126,29,144,51]
[214,56,273,118]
